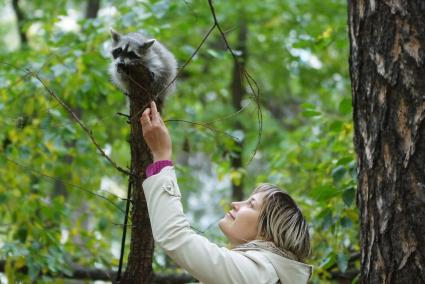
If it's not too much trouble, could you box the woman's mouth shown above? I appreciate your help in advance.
[227,212,235,220]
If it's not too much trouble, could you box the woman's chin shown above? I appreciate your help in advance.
[218,217,230,235]
[218,217,225,230]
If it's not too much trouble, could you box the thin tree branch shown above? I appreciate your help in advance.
[202,101,252,124]
[1,61,130,176]
[154,24,217,102]
[207,0,262,163]
[4,156,125,213]
[164,119,241,141]
[23,68,131,176]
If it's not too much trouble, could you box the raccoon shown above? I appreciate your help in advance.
[109,29,177,102]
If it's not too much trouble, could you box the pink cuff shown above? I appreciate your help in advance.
[146,160,173,177]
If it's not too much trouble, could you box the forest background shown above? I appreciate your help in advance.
[0,0,358,283]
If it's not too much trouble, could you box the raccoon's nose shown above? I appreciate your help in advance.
[117,59,125,68]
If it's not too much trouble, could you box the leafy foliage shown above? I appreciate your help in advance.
[0,0,357,282]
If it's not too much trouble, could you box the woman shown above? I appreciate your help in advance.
[140,101,312,283]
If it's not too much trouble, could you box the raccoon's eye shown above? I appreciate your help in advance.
[127,51,140,59]
[112,48,122,59]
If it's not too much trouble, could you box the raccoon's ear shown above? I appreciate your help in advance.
[110,28,121,43]
[141,39,155,50]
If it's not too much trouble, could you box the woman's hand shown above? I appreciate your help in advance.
[140,101,172,162]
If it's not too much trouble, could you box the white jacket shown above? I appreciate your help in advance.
[143,166,313,284]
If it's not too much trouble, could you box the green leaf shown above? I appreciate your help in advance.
[339,98,352,115]
[302,109,322,117]
[332,165,346,183]
[337,252,348,272]
[206,49,222,58]
[336,156,354,166]
[311,185,340,201]
[0,192,7,204]
[343,186,356,206]
[15,227,28,242]
[340,216,353,228]
[329,120,343,132]
[322,210,334,230]
[320,252,336,269]
[300,103,316,110]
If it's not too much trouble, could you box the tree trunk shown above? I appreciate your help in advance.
[85,0,100,19]
[348,1,425,283]
[121,67,156,283]
[11,0,27,47]
[230,19,247,201]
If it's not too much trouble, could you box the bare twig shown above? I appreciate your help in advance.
[25,69,131,176]
[164,119,241,141]
[1,52,64,104]
[202,100,252,124]
[207,0,262,162]
[1,61,130,176]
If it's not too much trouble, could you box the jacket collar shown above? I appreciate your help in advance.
[232,240,299,261]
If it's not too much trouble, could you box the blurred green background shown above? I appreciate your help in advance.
[0,0,358,283]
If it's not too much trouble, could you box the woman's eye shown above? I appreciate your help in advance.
[112,48,122,59]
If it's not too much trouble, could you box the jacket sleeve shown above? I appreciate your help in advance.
[142,166,277,284]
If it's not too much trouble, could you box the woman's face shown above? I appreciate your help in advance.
[218,191,265,247]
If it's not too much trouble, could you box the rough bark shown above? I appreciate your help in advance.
[230,20,247,201]
[120,66,156,283]
[348,0,425,283]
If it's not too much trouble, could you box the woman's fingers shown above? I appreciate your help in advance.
[138,101,172,161]
[140,108,151,128]
[150,101,160,122]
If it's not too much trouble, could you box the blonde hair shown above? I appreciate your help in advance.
[254,183,311,262]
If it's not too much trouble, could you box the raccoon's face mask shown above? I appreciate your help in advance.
[110,29,155,72]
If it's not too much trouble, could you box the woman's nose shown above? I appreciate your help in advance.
[231,202,240,210]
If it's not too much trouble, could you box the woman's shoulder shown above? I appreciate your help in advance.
[233,241,313,283]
